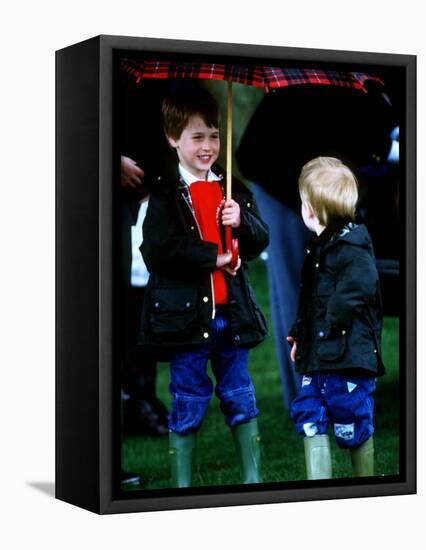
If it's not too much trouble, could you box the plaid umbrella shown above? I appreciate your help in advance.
[120,59,383,94]
[121,59,384,194]
[121,58,384,265]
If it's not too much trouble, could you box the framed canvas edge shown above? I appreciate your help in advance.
[99,34,416,65]
[100,480,415,515]
[403,54,417,496]
[95,35,416,515]
[56,36,103,514]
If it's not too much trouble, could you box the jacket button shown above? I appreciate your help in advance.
[315,263,319,268]
[154,302,160,308]
[306,249,311,255]
[190,226,195,231]
[318,331,325,338]
[203,296,209,303]
[373,349,377,353]
[234,335,241,342]
[186,302,191,308]
[341,330,346,335]
[247,202,251,208]
[203,332,209,339]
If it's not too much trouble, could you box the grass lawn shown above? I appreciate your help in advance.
[122,257,400,489]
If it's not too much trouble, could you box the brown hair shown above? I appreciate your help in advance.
[298,157,358,226]
[162,86,219,140]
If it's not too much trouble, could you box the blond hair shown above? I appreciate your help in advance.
[298,157,358,226]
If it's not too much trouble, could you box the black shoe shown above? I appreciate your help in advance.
[122,398,169,437]
[121,469,141,488]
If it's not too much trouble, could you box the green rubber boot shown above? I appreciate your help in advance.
[350,436,374,477]
[304,434,332,480]
[231,419,262,484]
[169,432,196,488]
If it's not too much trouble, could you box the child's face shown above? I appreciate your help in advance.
[168,115,220,180]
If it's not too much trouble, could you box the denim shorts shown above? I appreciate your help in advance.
[169,310,259,435]
[291,372,376,448]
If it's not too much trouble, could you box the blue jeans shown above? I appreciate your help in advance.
[291,372,376,448]
[169,311,259,435]
[251,183,311,411]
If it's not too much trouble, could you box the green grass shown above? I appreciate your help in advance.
[122,257,400,489]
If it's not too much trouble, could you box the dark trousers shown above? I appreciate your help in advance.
[291,372,376,448]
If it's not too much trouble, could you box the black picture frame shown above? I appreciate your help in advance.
[56,34,416,514]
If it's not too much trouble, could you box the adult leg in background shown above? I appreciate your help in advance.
[251,183,311,411]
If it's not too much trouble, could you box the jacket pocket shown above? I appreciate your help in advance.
[316,323,347,361]
[316,280,334,297]
[150,288,198,336]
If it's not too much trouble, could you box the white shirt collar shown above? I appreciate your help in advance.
[178,163,221,186]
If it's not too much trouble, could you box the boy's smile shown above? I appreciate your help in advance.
[168,115,220,180]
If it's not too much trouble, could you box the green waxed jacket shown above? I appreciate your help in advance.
[290,223,385,376]
[137,163,269,356]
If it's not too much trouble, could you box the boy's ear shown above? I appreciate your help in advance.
[305,202,315,219]
[167,135,178,149]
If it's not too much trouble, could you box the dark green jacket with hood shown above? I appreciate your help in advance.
[290,223,385,376]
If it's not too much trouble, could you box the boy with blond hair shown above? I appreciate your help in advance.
[288,157,385,479]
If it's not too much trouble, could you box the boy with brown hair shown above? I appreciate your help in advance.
[139,86,269,487]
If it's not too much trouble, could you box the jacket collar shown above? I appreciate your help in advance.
[314,222,372,254]
[310,219,356,251]
[156,161,224,190]
[153,161,254,204]
[178,164,221,185]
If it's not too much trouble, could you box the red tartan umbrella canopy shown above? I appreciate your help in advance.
[120,58,383,94]
[120,58,385,268]
[120,58,384,198]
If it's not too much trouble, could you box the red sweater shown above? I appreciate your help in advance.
[189,180,228,305]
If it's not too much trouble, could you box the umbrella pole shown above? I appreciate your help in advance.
[224,80,238,269]
[226,81,232,200]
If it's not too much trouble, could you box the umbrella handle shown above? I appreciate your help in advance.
[224,226,239,269]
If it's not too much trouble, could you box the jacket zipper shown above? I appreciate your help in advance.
[181,193,216,319]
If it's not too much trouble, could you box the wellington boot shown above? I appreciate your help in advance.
[350,436,374,477]
[304,434,332,480]
[231,419,261,484]
[169,432,196,488]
